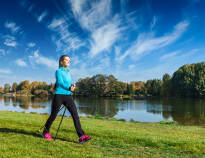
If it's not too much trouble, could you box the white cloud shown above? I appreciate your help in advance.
[4,21,20,33]
[70,63,90,82]
[122,11,139,31]
[89,21,121,57]
[70,0,111,31]
[48,18,85,52]
[15,59,27,67]
[70,56,110,82]
[69,54,111,82]
[134,50,199,81]
[114,48,201,82]
[29,50,58,69]
[128,65,135,70]
[119,20,189,61]
[70,0,85,16]
[0,69,12,74]
[115,46,121,56]
[91,55,110,72]
[160,51,180,61]
[27,42,36,47]
[48,18,65,29]
[70,55,80,66]
[4,35,17,47]
[38,11,48,22]
[70,0,122,57]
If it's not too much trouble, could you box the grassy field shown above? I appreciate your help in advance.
[0,111,205,158]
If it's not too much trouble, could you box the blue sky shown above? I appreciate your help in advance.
[0,0,205,86]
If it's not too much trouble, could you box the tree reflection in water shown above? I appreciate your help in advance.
[1,96,205,125]
[74,97,121,118]
[1,96,48,110]
[146,98,205,125]
[19,104,30,110]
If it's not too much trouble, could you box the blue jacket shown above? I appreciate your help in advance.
[55,67,72,95]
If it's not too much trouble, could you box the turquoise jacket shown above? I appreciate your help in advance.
[55,67,72,95]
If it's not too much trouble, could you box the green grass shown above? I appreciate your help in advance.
[0,111,205,158]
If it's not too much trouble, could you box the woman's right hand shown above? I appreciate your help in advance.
[70,84,76,91]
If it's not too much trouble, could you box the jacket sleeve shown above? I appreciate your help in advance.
[56,70,70,90]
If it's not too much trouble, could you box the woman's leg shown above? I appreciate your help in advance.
[64,95,85,137]
[43,94,63,133]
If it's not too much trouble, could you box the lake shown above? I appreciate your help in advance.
[0,95,205,125]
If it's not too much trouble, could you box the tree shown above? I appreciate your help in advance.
[145,79,162,96]
[105,79,123,97]
[194,62,205,97]
[17,80,31,91]
[37,81,48,90]
[145,80,152,96]
[0,87,4,93]
[123,83,129,95]
[11,82,18,93]
[48,83,55,95]
[31,81,39,92]
[152,79,162,96]
[172,62,205,97]
[128,84,135,96]
[162,73,171,97]
[75,74,124,97]
[16,80,31,95]
[92,74,106,96]
[135,81,145,96]
[76,77,91,96]
[130,82,136,91]
[4,83,10,93]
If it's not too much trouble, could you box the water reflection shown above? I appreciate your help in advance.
[74,97,120,117]
[0,96,49,114]
[147,98,205,125]
[0,95,205,125]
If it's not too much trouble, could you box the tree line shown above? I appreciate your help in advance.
[0,81,55,96]
[0,62,204,98]
[74,62,205,98]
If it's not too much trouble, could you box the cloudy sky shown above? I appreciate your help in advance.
[0,0,205,86]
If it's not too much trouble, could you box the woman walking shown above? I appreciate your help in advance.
[42,55,91,144]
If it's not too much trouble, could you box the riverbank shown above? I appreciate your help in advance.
[1,93,35,97]
[1,93,145,99]
[0,111,205,157]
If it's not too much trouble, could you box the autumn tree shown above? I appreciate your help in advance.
[11,82,18,93]
[4,83,10,93]
[0,86,4,93]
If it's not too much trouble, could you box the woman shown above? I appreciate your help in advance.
[42,55,91,144]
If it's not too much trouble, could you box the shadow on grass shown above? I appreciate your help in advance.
[55,137,78,144]
[0,127,79,144]
[0,127,41,138]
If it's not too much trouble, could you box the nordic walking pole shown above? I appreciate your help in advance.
[37,105,65,133]
[54,106,66,141]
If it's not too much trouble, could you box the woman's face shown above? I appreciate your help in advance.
[62,56,70,68]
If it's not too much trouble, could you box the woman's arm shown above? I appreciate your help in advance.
[56,70,70,90]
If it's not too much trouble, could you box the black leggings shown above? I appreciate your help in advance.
[43,94,85,137]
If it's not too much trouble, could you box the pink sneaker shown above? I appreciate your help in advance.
[42,132,52,140]
[79,134,91,144]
